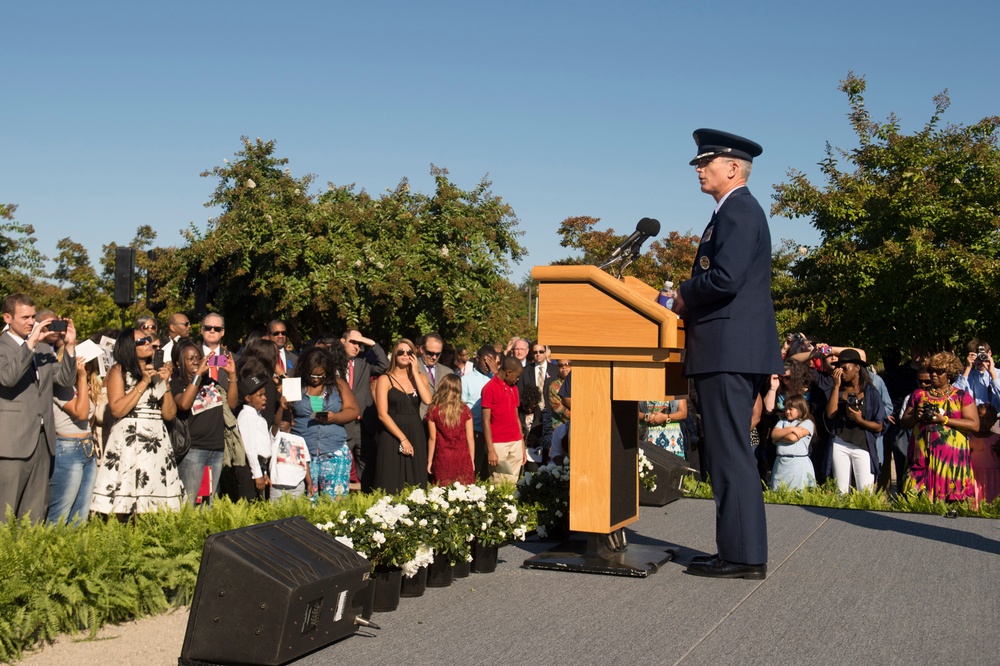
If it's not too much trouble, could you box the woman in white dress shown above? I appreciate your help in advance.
[91,329,184,517]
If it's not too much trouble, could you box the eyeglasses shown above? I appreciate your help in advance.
[177,321,191,327]
[203,325,224,333]
[141,324,158,331]
[918,378,933,385]
[929,367,947,375]
[532,349,546,355]
[396,350,414,357]
[424,351,441,358]
[557,363,571,368]
[136,337,153,346]
[270,329,287,336]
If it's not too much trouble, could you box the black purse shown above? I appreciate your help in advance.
[168,415,191,460]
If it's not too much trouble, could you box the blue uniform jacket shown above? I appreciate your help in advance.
[678,187,783,377]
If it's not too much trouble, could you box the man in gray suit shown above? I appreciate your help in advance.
[417,332,453,417]
[0,294,78,523]
[341,329,389,490]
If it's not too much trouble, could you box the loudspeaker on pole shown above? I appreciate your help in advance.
[114,247,135,308]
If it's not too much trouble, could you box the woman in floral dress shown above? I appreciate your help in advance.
[900,352,979,502]
[91,330,184,517]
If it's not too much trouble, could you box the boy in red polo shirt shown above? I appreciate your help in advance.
[482,355,525,483]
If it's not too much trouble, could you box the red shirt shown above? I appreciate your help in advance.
[481,375,521,442]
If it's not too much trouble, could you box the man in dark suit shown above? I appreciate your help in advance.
[671,129,784,580]
[267,319,298,371]
[0,294,78,523]
[417,332,453,417]
[341,329,389,490]
[517,342,557,461]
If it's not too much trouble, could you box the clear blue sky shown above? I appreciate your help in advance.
[3,1,997,282]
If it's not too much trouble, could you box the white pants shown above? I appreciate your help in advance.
[831,436,874,493]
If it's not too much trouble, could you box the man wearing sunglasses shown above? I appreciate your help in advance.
[417,332,453,417]
[200,313,231,391]
[0,293,79,524]
[340,329,389,490]
[267,320,297,371]
[161,313,192,360]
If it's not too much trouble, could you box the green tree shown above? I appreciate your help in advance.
[182,137,526,346]
[771,73,1000,352]
[0,203,45,295]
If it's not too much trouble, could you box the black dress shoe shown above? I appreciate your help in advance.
[686,558,766,580]
[689,553,719,564]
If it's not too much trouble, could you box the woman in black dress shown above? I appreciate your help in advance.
[374,338,432,493]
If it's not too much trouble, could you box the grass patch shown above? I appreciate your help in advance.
[682,476,1000,518]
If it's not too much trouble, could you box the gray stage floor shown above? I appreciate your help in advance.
[297,498,1000,666]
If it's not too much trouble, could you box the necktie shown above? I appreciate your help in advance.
[348,359,355,388]
[428,366,435,385]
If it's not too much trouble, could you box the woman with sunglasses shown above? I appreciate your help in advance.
[170,338,238,505]
[91,329,183,517]
[289,346,359,499]
[900,352,979,503]
[374,338,432,493]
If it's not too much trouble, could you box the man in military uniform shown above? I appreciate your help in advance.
[671,129,784,579]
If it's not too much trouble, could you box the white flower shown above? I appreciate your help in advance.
[537,525,548,538]
[372,531,386,545]
[440,245,449,258]
[513,526,526,540]
[334,535,354,550]
[407,488,428,505]
[294,188,300,194]
[246,178,256,189]
[418,518,428,527]
[354,259,363,268]
[314,521,335,530]
[376,262,384,269]
[554,510,563,518]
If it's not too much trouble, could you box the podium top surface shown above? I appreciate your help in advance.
[531,265,684,355]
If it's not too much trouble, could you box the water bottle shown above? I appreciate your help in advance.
[657,280,675,310]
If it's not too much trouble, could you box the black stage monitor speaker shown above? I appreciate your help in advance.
[179,516,373,666]
[113,247,135,307]
[639,442,698,507]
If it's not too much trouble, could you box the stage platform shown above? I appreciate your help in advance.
[299,498,999,666]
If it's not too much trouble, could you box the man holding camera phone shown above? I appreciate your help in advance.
[954,338,1000,411]
[200,313,232,391]
[0,294,78,523]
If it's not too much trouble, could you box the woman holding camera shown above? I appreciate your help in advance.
[91,329,183,516]
[824,349,887,494]
[900,352,979,502]
[171,338,238,505]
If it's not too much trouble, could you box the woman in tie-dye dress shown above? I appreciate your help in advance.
[900,352,979,502]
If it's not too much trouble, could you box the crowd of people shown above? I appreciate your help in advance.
[2,289,998,526]
[0,294,571,525]
[666,334,1000,508]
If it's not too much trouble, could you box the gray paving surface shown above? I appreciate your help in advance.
[287,499,1000,666]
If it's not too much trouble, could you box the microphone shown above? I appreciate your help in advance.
[607,217,661,260]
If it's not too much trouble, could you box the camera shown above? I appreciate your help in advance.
[208,353,228,368]
[47,319,68,333]
[977,346,991,364]
[918,402,938,423]
[846,393,859,409]
[153,349,165,370]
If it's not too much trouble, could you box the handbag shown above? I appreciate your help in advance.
[169,414,192,460]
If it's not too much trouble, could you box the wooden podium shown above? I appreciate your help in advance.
[524,265,686,576]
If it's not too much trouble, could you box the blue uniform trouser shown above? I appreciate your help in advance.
[693,372,768,565]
